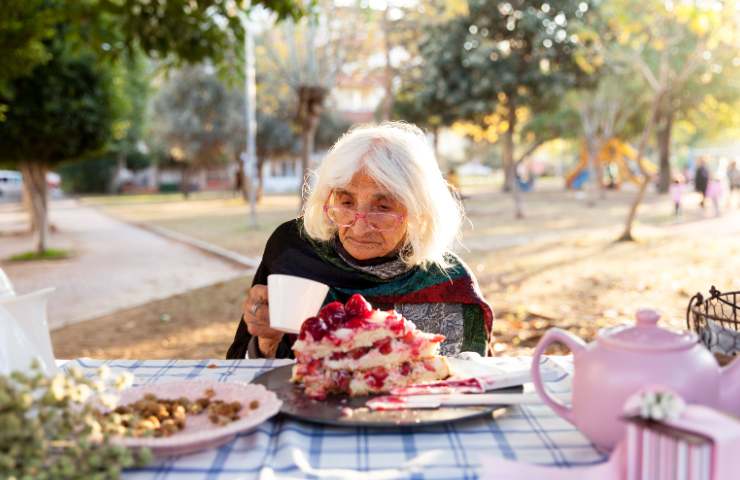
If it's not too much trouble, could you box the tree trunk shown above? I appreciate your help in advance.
[21,175,36,233]
[432,125,440,161]
[504,103,523,218]
[501,104,516,193]
[511,165,524,219]
[300,119,319,207]
[181,165,191,199]
[618,94,663,242]
[380,5,393,121]
[656,109,674,194]
[153,163,160,192]
[596,147,606,200]
[618,177,650,242]
[20,162,49,254]
[586,140,601,207]
[112,151,125,194]
[296,85,326,210]
[235,154,248,201]
[256,156,264,203]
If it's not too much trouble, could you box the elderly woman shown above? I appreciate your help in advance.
[226,122,493,359]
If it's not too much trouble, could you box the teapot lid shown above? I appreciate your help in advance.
[599,309,698,351]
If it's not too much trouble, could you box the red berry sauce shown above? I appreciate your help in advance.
[364,367,388,389]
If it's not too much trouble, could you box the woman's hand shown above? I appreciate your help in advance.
[242,285,283,357]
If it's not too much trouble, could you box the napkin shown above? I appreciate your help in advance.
[258,448,443,480]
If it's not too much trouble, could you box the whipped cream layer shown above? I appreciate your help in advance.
[292,356,450,398]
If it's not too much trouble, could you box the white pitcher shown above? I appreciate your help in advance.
[0,287,58,376]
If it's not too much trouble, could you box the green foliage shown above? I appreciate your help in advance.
[255,109,349,157]
[75,0,307,62]
[0,43,117,168]
[8,248,72,262]
[0,360,152,479]
[410,0,600,125]
[394,16,471,129]
[566,71,650,143]
[112,52,154,159]
[58,156,118,194]
[3,0,308,73]
[58,53,154,194]
[315,110,351,149]
[0,1,57,100]
[149,64,349,169]
[149,66,239,168]
[519,106,581,144]
[0,0,308,119]
[257,112,297,157]
[600,0,740,193]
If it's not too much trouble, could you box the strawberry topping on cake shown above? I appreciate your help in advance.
[291,294,449,399]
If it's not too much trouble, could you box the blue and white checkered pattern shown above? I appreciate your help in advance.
[62,357,607,479]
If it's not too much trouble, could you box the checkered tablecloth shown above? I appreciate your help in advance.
[61,357,607,479]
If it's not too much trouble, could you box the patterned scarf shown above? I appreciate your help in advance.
[226,219,494,359]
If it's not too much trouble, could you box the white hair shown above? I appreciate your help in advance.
[302,122,464,269]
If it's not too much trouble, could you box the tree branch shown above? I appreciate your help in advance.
[515,140,545,165]
[632,51,661,91]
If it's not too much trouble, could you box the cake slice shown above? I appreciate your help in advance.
[291,294,450,399]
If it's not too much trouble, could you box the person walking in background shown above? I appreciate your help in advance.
[705,175,723,217]
[669,174,685,217]
[728,159,739,209]
[694,157,709,208]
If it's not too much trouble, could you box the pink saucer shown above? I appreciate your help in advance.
[112,379,281,457]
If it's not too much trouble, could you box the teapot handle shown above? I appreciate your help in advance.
[531,328,585,425]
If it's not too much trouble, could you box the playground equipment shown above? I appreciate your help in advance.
[565,139,657,190]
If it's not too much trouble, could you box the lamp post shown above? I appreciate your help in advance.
[238,9,258,228]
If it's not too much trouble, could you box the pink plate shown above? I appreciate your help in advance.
[111,380,281,457]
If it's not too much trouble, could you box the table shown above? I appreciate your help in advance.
[62,357,607,479]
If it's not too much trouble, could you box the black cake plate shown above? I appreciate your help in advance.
[252,364,522,428]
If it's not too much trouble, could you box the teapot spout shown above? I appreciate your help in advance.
[719,357,740,416]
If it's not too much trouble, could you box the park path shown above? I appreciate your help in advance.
[0,199,251,330]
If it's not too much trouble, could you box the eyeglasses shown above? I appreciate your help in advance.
[323,205,405,231]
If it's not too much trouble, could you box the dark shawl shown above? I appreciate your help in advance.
[226,219,494,359]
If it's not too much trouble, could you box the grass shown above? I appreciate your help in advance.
[9,248,72,262]
[83,192,299,258]
[80,190,236,205]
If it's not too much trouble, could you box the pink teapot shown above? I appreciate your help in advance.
[531,309,740,451]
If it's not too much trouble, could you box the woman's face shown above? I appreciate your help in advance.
[329,171,408,260]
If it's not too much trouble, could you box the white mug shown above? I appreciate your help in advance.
[267,274,329,334]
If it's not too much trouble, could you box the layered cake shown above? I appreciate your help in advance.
[291,294,450,399]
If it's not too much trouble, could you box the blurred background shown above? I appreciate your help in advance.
[0,0,739,359]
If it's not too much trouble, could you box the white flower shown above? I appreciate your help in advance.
[660,393,686,420]
[98,392,119,409]
[623,388,686,421]
[97,365,111,381]
[114,372,134,390]
[650,403,665,421]
[50,374,66,401]
[76,384,92,403]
